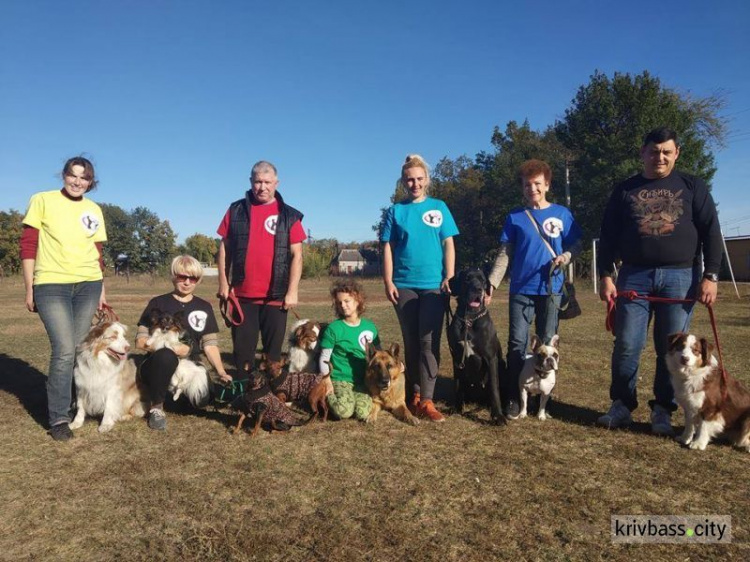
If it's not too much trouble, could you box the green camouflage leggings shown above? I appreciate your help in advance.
[327,381,372,420]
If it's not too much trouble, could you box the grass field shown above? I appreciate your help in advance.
[1,275,749,561]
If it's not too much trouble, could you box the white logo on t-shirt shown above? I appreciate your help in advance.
[80,212,100,235]
[264,215,278,235]
[422,210,443,228]
[188,311,208,332]
[358,330,375,351]
[542,217,564,239]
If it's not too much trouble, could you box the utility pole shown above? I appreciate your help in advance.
[565,158,574,280]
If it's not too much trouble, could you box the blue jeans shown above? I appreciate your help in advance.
[506,293,560,402]
[34,281,102,426]
[611,265,698,413]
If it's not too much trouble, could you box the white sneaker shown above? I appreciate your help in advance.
[650,405,674,437]
[596,400,632,429]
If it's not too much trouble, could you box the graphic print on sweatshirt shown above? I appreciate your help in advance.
[629,188,684,237]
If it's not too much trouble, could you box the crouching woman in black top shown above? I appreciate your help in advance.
[135,255,232,430]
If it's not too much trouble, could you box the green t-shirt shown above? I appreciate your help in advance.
[320,318,380,386]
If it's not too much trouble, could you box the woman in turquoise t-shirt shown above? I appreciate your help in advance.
[380,154,458,422]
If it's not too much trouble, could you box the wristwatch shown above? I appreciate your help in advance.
[703,272,719,283]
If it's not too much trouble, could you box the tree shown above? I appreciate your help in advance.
[183,233,218,264]
[0,210,23,274]
[100,203,136,269]
[130,207,177,272]
[555,70,727,240]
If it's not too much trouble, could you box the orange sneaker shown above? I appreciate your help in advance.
[408,393,421,416]
[418,399,445,422]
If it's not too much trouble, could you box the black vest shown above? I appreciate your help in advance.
[225,190,303,300]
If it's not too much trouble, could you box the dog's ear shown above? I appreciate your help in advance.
[366,341,377,361]
[149,308,162,326]
[173,310,186,329]
[667,332,685,350]
[530,334,541,352]
[448,272,462,297]
[549,334,560,348]
[388,342,400,359]
[699,337,714,366]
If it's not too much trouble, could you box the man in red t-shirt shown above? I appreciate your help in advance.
[217,161,306,368]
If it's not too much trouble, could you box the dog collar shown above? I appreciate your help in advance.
[534,367,556,379]
[456,307,488,328]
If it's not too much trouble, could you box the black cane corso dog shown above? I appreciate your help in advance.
[447,268,506,423]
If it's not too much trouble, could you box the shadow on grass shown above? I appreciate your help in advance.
[0,353,48,428]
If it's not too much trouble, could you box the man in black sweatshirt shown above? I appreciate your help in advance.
[596,127,722,436]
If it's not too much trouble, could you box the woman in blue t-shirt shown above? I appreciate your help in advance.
[487,159,582,419]
[381,154,459,422]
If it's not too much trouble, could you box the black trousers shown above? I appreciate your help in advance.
[232,301,288,370]
[140,348,179,405]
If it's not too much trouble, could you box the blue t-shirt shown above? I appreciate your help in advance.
[499,204,581,295]
[381,197,459,289]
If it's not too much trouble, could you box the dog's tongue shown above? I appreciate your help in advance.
[469,299,481,308]
[106,348,126,362]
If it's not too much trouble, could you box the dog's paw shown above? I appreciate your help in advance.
[688,441,707,451]
[69,420,84,430]
[365,415,377,424]
[98,422,114,433]
[518,411,528,419]
[677,434,693,446]
[537,412,550,421]
[406,416,420,426]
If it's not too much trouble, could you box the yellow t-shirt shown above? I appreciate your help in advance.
[23,190,107,284]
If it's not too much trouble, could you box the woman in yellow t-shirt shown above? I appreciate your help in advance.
[21,156,108,441]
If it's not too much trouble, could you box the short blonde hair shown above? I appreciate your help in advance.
[171,255,203,281]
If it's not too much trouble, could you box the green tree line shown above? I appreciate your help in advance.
[375,70,727,275]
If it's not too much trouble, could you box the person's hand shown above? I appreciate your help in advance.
[552,254,569,268]
[217,371,233,384]
[175,343,191,358]
[599,276,617,302]
[282,290,298,310]
[384,281,399,305]
[217,279,230,300]
[698,278,718,306]
[440,277,452,295]
[25,289,35,313]
[484,287,493,308]
[98,288,108,310]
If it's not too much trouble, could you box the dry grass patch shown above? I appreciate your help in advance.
[1,277,749,561]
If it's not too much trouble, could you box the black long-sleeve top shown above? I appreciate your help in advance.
[598,171,722,277]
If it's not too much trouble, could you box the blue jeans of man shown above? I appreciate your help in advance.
[506,293,560,402]
[611,265,698,413]
[34,281,102,427]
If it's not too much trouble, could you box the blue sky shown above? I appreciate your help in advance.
[2,0,750,242]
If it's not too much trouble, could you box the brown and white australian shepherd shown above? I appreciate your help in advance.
[145,310,210,406]
[70,322,147,432]
[666,332,750,452]
[287,319,324,373]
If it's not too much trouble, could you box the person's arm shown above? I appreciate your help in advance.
[22,259,35,312]
[486,243,513,307]
[203,342,232,382]
[440,236,455,294]
[217,239,230,300]
[598,189,621,302]
[283,242,303,310]
[319,348,333,375]
[692,178,722,306]
[382,242,399,305]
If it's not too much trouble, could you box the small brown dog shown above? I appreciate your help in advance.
[365,343,419,426]
[266,357,332,423]
[231,363,304,436]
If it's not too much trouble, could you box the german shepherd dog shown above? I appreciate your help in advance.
[365,343,419,426]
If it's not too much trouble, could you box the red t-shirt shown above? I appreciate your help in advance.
[217,199,306,300]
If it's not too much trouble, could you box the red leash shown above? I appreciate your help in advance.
[219,289,244,327]
[94,303,120,324]
[606,291,729,398]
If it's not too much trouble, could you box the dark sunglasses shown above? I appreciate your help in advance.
[175,274,200,284]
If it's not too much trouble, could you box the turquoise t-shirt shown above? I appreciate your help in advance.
[319,318,380,387]
[380,197,459,289]
[499,204,582,295]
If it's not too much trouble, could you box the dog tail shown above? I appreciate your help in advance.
[174,362,210,408]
